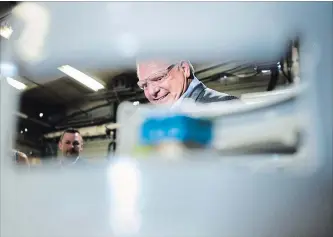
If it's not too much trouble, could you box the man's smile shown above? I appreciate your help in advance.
[154,93,170,103]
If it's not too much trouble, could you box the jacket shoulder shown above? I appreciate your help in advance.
[197,88,239,103]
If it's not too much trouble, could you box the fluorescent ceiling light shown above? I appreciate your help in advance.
[14,111,28,119]
[0,25,13,39]
[6,77,27,90]
[58,65,105,92]
[261,70,271,74]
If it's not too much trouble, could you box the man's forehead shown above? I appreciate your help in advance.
[62,132,82,140]
[137,60,173,80]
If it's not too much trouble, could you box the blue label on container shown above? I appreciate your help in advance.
[140,115,213,146]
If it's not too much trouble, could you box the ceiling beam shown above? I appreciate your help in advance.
[0,2,17,20]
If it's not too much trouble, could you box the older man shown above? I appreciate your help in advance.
[136,60,238,107]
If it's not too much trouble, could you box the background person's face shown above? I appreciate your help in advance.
[137,60,192,105]
[58,132,83,158]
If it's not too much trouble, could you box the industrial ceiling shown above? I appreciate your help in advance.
[0,2,292,145]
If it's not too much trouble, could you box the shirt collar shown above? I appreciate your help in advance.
[59,156,80,166]
[171,77,201,109]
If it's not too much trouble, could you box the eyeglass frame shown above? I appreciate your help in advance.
[137,63,177,90]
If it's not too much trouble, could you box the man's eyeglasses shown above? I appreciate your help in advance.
[137,64,176,90]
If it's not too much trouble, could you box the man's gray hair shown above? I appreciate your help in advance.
[136,59,195,79]
[183,60,195,79]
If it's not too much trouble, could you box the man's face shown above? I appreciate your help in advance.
[137,60,192,105]
[58,132,83,158]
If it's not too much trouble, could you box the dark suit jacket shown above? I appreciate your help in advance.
[184,81,239,103]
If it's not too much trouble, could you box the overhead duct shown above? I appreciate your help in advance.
[0,2,18,19]
[44,123,120,139]
[107,71,138,91]
[14,111,52,128]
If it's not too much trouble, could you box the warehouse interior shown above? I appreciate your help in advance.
[1,2,332,237]
[1,2,298,163]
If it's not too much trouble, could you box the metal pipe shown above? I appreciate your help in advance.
[267,66,279,91]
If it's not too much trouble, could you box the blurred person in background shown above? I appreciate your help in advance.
[136,60,238,108]
[58,128,86,166]
[12,149,30,166]
[28,151,42,167]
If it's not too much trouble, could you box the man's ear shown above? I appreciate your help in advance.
[79,137,84,151]
[180,61,191,79]
[58,141,62,151]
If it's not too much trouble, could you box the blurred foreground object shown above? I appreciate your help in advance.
[137,115,213,158]
[117,86,301,164]
[0,2,332,237]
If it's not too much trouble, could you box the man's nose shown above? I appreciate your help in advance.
[147,84,160,96]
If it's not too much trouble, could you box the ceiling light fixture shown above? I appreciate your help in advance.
[58,65,105,92]
[6,77,27,90]
[15,111,28,119]
[0,25,13,39]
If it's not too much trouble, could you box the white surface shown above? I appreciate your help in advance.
[116,90,300,153]
[0,158,331,237]
[1,2,332,237]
